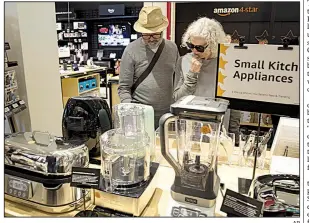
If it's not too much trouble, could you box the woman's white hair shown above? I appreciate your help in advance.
[181,17,227,58]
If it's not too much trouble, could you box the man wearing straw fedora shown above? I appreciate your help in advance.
[118,6,179,129]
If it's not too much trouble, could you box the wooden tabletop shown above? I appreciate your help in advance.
[5,140,270,217]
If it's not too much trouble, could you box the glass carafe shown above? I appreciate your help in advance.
[100,129,150,192]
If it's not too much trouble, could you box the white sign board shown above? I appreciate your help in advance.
[58,47,70,58]
[216,44,299,105]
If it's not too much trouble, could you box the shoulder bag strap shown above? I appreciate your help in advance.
[131,39,165,95]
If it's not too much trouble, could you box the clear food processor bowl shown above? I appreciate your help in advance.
[100,129,150,192]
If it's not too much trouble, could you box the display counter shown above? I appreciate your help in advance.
[60,67,106,78]
[4,143,270,217]
[60,67,107,107]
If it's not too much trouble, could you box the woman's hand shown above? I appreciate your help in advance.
[190,57,202,73]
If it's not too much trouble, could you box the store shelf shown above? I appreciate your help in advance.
[240,122,273,128]
[79,87,99,95]
[5,100,27,118]
[56,15,138,22]
[63,36,88,39]
[58,39,87,42]
[70,49,88,52]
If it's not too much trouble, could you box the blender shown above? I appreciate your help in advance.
[159,95,228,217]
[93,104,159,216]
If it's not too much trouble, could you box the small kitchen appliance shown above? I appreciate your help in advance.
[4,131,90,213]
[159,95,229,217]
[250,174,300,217]
[93,103,158,216]
[62,96,112,157]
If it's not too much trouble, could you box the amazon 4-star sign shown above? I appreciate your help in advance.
[216,44,299,107]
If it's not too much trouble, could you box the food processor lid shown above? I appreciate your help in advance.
[170,96,229,116]
[114,103,145,117]
[100,129,150,155]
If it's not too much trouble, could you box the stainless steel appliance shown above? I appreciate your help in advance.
[4,131,90,213]
[250,174,300,217]
[93,104,158,216]
[159,95,228,216]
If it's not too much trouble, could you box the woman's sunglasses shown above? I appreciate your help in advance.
[142,33,162,40]
[186,42,208,53]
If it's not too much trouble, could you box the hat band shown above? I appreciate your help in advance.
[141,18,165,28]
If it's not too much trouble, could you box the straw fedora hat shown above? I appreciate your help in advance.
[134,6,169,33]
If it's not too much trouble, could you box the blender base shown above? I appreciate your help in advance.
[171,190,216,208]
[162,192,216,217]
[92,162,159,216]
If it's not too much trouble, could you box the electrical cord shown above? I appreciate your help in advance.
[220,183,225,197]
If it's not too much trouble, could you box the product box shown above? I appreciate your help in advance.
[79,81,85,93]
[5,88,19,106]
[261,113,272,125]
[84,80,91,90]
[90,78,97,89]
[99,4,125,16]
[5,70,17,88]
[240,111,256,123]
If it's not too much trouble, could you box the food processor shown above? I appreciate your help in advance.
[92,104,158,216]
[159,95,229,217]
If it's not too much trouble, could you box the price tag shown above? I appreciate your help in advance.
[12,103,18,109]
[5,107,10,113]
[19,100,25,105]
[71,167,100,189]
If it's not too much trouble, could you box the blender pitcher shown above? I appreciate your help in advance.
[159,96,228,208]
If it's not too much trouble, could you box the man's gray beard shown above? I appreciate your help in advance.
[143,38,162,49]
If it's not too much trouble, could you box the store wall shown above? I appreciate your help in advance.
[175,2,300,56]
[5,2,64,136]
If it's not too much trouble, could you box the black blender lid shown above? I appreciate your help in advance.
[170,96,228,116]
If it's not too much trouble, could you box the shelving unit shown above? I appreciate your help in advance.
[56,15,138,22]
[57,21,89,64]
[4,42,27,133]
[61,72,100,107]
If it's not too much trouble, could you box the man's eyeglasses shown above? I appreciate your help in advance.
[186,42,208,53]
[142,33,162,40]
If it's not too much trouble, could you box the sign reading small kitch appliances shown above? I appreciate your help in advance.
[216,44,299,105]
